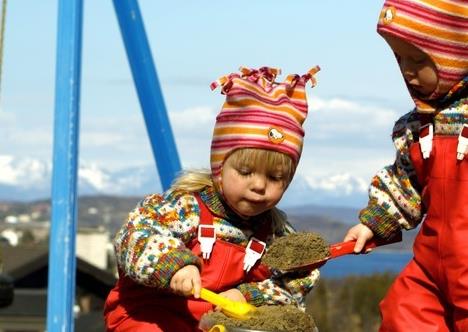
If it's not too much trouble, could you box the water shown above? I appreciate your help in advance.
[320,252,413,278]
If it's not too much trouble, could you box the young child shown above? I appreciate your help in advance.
[104,66,321,331]
[344,1,468,331]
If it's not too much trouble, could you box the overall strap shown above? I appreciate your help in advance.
[194,193,216,260]
[194,193,214,225]
[417,113,434,160]
[194,193,266,272]
[417,112,468,160]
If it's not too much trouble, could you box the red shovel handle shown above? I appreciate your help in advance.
[270,233,403,274]
[330,233,402,258]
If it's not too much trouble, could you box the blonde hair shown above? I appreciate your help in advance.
[226,148,295,184]
[169,168,213,193]
[169,148,294,234]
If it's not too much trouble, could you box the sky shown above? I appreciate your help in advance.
[0,1,416,203]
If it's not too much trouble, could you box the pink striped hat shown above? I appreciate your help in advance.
[377,0,468,112]
[210,66,319,183]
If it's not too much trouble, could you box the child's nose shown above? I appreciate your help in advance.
[251,175,267,192]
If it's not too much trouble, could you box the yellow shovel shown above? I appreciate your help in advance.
[198,287,256,320]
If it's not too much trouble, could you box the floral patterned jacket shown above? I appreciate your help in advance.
[114,185,320,309]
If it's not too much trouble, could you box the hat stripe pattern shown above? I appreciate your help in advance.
[210,66,319,181]
[377,0,468,101]
[213,114,304,134]
[212,126,303,148]
[211,139,302,161]
[222,100,307,125]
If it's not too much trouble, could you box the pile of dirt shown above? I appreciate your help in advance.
[201,305,316,332]
[262,232,330,271]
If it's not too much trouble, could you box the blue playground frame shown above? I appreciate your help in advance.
[47,1,181,330]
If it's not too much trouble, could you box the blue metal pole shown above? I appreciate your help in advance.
[112,0,181,190]
[46,0,83,330]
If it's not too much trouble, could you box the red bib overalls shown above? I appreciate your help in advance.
[104,195,271,332]
[379,136,468,332]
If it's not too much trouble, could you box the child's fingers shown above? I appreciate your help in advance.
[354,237,367,253]
[192,278,201,299]
[181,278,194,295]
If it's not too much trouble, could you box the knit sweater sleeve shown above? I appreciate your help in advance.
[237,270,320,309]
[114,191,202,289]
[236,220,320,309]
[359,111,423,239]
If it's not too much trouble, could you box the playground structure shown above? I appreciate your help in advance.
[48,0,181,330]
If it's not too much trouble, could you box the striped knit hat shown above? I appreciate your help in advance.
[377,0,468,113]
[210,66,319,185]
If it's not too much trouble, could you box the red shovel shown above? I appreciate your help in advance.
[276,233,402,273]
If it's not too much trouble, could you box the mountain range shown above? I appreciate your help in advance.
[0,154,417,251]
[0,155,369,208]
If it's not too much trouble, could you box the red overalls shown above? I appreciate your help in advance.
[379,134,468,331]
[104,195,271,332]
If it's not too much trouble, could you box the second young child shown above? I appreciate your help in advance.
[344,1,468,331]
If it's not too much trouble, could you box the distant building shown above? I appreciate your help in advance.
[77,228,111,270]
[0,230,18,246]
[0,243,116,332]
[17,214,31,223]
[4,216,17,224]
[0,223,114,270]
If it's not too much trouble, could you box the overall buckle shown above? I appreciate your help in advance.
[198,225,216,260]
[419,123,433,159]
[457,124,468,160]
[243,237,266,273]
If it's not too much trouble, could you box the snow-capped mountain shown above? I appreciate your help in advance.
[280,173,368,208]
[0,155,162,201]
[0,155,367,207]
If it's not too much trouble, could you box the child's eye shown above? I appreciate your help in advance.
[412,57,425,65]
[269,174,284,181]
[237,168,252,176]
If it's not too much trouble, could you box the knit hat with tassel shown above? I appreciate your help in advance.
[210,66,319,185]
[377,0,468,113]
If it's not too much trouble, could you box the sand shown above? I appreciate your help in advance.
[201,304,316,332]
[261,232,330,271]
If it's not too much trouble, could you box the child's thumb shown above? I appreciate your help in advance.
[191,279,202,299]
[354,237,367,253]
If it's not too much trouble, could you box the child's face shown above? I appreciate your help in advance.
[383,33,439,97]
[221,153,289,219]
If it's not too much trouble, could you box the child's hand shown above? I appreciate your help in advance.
[170,265,201,298]
[343,224,374,253]
[215,289,247,311]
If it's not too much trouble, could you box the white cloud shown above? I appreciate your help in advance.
[307,96,398,138]
[0,155,16,185]
[78,162,111,191]
[169,106,217,132]
[0,96,400,179]
[0,155,51,185]
[304,172,368,194]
